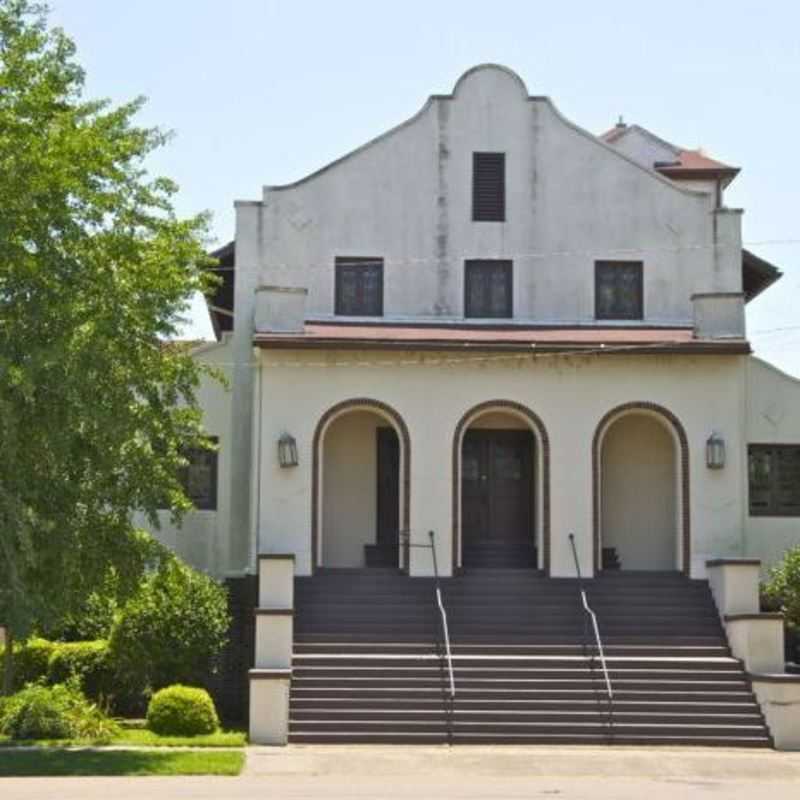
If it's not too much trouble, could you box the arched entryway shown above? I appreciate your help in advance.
[452,401,550,574]
[311,399,410,572]
[593,403,690,574]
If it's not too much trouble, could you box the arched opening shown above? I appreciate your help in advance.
[312,400,409,571]
[453,402,550,572]
[598,411,680,571]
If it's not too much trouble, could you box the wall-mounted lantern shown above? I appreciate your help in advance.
[278,433,299,468]
[706,432,725,470]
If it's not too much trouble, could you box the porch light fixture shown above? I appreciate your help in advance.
[706,432,725,470]
[278,433,299,468]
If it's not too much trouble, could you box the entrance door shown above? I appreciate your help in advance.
[365,427,400,567]
[462,430,535,568]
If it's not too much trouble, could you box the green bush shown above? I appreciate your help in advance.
[764,545,800,663]
[0,681,119,741]
[47,641,114,704]
[109,559,230,691]
[146,685,219,736]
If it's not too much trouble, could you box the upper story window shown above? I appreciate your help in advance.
[465,259,512,318]
[180,438,219,511]
[472,152,505,222]
[335,257,384,316]
[595,261,643,320]
[749,445,800,517]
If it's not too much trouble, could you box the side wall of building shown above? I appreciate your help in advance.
[134,336,234,577]
[745,357,800,568]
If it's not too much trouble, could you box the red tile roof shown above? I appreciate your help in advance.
[254,324,748,354]
[657,149,739,178]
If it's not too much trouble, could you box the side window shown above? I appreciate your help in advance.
[464,260,512,318]
[595,261,644,320]
[180,438,219,511]
[472,152,505,222]
[335,257,383,316]
[749,445,800,516]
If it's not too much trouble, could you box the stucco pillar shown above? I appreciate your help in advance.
[249,553,294,745]
[751,676,800,751]
[724,613,785,673]
[228,201,262,574]
[706,558,761,618]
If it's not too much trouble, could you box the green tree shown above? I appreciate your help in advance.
[0,0,216,692]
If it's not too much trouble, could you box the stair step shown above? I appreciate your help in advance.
[282,570,771,748]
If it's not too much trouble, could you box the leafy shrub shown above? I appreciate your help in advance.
[109,559,230,691]
[47,641,114,704]
[146,685,219,736]
[0,681,119,741]
[764,545,800,663]
[764,546,800,626]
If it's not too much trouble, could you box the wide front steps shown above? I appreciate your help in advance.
[289,569,772,746]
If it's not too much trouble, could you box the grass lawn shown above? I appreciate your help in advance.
[0,728,246,748]
[0,749,245,776]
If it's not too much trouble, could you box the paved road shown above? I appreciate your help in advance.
[3,745,800,799]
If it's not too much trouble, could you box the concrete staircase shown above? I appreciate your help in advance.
[288,569,772,746]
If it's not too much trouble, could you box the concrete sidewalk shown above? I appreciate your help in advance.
[3,744,800,799]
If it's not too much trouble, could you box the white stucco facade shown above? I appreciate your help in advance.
[140,64,800,584]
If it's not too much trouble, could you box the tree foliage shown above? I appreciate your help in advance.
[0,0,215,650]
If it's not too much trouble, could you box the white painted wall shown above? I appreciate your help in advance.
[745,358,800,568]
[322,410,380,568]
[601,414,677,570]
[256,349,748,578]
[244,65,731,331]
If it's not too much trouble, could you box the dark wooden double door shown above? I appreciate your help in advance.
[366,427,400,567]
[462,430,536,568]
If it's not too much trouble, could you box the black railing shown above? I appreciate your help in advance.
[404,530,455,742]
[568,533,614,740]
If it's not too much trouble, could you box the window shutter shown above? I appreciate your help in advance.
[335,257,384,316]
[595,261,644,320]
[464,260,512,318]
[748,445,800,516]
[472,153,505,221]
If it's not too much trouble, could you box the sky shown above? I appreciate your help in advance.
[48,0,800,376]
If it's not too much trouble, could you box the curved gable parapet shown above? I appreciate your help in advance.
[451,63,530,99]
[263,97,438,193]
[263,63,711,201]
[534,97,711,200]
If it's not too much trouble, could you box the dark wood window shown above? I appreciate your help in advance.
[179,438,219,511]
[465,260,512,318]
[335,257,383,316]
[595,261,644,320]
[749,445,800,517]
[472,152,505,221]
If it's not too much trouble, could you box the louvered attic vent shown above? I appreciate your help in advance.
[472,152,505,221]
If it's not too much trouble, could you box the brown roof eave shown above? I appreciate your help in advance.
[656,167,740,181]
[742,248,783,302]
[253,336,751,356]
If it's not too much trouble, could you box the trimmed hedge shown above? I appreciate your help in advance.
[146,685,219,736]
[47,641,115,703]
[0,638,55,691]
[0,639,117,706]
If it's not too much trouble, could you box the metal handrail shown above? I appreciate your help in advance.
[568,534,614,706]
[429,530,455,699]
